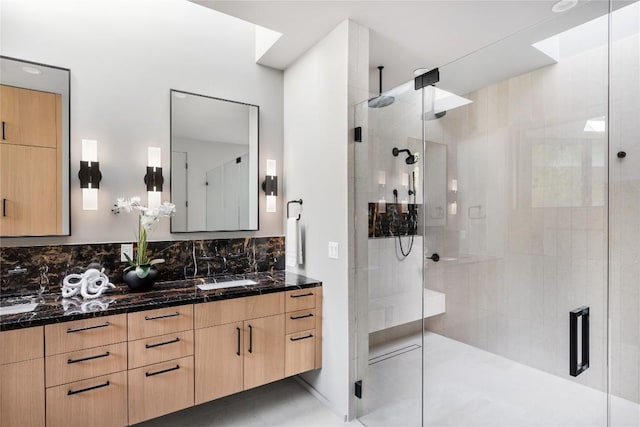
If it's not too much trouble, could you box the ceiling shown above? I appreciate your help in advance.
[191,0,574,92]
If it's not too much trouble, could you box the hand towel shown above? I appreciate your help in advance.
[286,217,303,267]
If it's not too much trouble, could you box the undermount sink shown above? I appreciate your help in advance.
[196,279,258,291]
[0,302,38,316]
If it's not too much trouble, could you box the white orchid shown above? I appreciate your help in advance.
[113,196,176,278]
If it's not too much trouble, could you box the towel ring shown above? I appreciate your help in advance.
[287,199,303,220]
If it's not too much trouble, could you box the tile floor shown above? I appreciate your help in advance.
[359,331,640,427]
[134,377,362,427]
[134,331,640,427]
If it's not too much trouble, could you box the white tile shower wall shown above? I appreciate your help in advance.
[424,37,614,396]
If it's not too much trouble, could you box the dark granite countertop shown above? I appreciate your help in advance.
[0,271,321,331]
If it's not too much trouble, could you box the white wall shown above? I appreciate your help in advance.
[1,0,283,246]
[283,19,368,420]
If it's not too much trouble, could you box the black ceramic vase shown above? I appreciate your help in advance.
[123,268,158,292]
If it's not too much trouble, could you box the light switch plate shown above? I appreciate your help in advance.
[121,244,133,262]
[328,242,339,259]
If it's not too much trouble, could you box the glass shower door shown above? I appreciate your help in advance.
[608,1,640,425]
[354,81,426,427]
[423,2,611,425]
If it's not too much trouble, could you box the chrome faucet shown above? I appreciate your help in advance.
[7,265,28,275]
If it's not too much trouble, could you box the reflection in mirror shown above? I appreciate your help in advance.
[424,141,447,226]
[170,90,258,232]
[0,56,70,237]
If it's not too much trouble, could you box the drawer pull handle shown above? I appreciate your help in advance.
[290,313,314,320]
[67,381,110,395]
[145,337,180,349]
[67,351,110,364]
[290,292,314,298]
[236,327,241,356]
[146,365,180,377]
[67,322,110,333]
[144,311,180,321]
[290,334,314,342]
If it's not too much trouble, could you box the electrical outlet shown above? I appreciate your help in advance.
[121,244,133,262]
[328,242,339,259]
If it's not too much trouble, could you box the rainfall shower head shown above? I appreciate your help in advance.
[368,66,395,109]
[392,147,419,165]
[424,110,447,121]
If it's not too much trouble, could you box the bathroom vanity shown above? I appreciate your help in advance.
[0,271,322,427]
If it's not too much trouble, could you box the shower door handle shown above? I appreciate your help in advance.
[427,253,440,262]
[570,306,589,377]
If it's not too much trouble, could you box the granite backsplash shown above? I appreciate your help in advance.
[0,237,285,296]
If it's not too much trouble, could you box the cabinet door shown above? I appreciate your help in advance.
[194,322,243,404]
[1,359,45,427]
[243,314,284,390]
[0,85,59,149]
[0,144,59,236]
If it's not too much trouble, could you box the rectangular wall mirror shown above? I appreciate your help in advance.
[0,56,70,237]
[170,90,259,232]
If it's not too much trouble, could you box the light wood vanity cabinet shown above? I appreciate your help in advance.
[44,314,128,427]
[0,326,45,427]
[0,84,62,237]
[194,293,285,404]
[285,288,323,376]
[1,285,321,426]
[194,289,322,406]
[127,305,194,424]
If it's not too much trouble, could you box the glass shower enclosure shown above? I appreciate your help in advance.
[354,1,640,425]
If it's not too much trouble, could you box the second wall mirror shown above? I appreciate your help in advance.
[170,90,259,232]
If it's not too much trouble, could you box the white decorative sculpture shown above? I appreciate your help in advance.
[62,297,115,315]
[62,268,115,299]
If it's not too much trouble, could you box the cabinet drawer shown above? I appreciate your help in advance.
[45,314,126,356]
[285,288,317,312]
[45,371,127,427]
[286,308,316,334]
[0,326,43,364]
[194,292,284,328]
[45,342,127,388]
[129,330,194,369]
[128,304,193,341]
[128,355,194,425]
[285,329,316,377]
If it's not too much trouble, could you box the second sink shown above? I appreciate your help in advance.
[196,279,258,291]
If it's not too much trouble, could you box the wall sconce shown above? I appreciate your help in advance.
[262,159,278,213]
[449,179,458,215]
[145,147,163,209]
[79,139,101,210]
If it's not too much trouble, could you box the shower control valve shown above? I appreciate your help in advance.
[427,253,440,262]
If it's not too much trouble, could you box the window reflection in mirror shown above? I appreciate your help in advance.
[0,56,70,237]
[170,90,258,232]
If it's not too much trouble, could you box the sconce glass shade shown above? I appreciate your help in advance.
[266,159,276,176]
[82,188,98,211]
[266,195,277,213]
